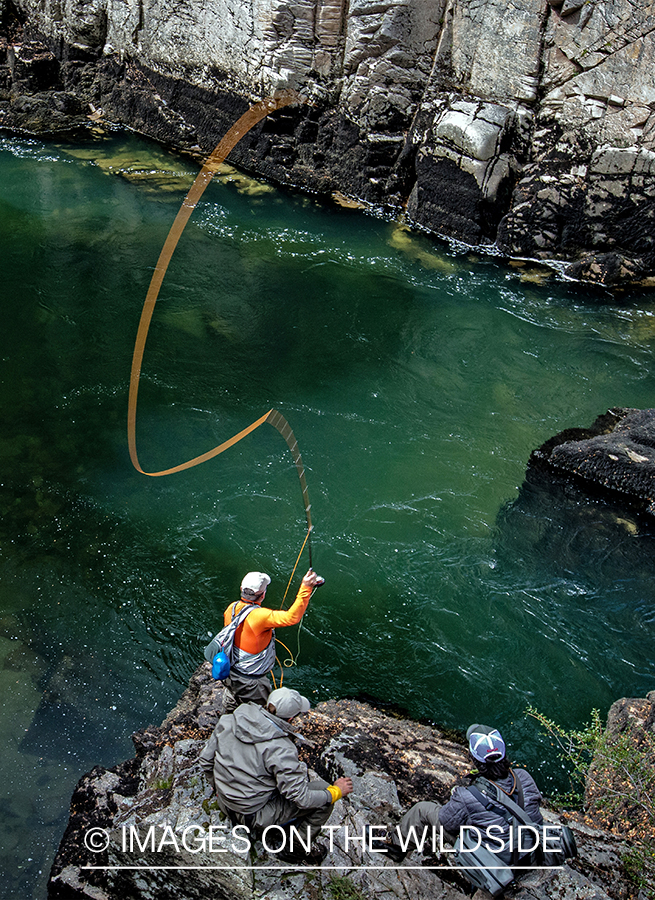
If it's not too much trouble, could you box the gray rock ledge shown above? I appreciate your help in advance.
[48,663,631,900]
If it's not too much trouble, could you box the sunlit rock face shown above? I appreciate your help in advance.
[3,0,654,285]
[48,663,631,900]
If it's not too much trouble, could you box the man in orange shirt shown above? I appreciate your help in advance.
[207,568,323,713]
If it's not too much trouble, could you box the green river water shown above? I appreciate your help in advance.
[1,128,655,898]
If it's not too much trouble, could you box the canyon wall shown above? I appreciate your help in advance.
[1,0,654,286]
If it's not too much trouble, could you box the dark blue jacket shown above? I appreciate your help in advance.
[440,768,543,861]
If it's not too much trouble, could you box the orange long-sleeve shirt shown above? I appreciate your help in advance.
[224,581,312,655]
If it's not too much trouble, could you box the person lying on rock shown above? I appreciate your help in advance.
[205,568,323,713]
[369,723,543,864]
[199,685,353,864]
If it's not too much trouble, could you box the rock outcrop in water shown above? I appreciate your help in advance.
[48,662,635,900]
[1,0,654,287]
[495,407,655,593]
[529,407,655,517]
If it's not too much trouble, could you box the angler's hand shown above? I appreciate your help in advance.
[302,569,325,588]
[334,777,353,796]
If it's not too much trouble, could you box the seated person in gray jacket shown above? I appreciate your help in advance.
[372,723,543,862]
[199,686,353,864]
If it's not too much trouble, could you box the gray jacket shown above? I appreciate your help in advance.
[199,703,331,815]
[439,768,543,851]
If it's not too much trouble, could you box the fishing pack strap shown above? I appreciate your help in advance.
[222,602,256,649]
[261,709,315,747]
[467,784,518,863]
[204,602,256,663]
[484,769,526,813]
[473,777,575,867]
[472,775,535,828]
[470,773,539,866]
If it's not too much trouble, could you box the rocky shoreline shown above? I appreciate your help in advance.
[1,0,655,287]
[48,663,641,900]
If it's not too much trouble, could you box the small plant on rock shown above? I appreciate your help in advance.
[527,705,655,898]
[328,875,368,900]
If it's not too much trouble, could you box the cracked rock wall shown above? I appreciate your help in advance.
[4,0,655,284]
[497,0,655,283]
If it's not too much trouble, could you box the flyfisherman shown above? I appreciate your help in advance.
[199,686,353,864]
[205,568,323,713]
[369,723,543,863]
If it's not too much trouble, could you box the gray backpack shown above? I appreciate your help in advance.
[204,602,255,678]
[453,824,515,896]
[452,774,577,896]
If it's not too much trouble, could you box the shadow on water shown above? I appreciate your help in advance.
[22,700,96,760]
[0,479,191,899]
[496,468,655,587]
[488,470,655,794]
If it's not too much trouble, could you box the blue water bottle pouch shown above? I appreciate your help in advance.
[212,649,231,680]
[205,602,257,680]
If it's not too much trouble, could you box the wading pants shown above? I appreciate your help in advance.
[395,801,455,851]
[222,670,271,713]
[253,778,333,843]
[219,779,333,844]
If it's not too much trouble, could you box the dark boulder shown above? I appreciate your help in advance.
[529,408,655,517]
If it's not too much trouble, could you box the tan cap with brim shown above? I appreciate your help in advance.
[268,687,311,719]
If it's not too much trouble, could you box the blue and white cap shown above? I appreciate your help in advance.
[466,724,506,763]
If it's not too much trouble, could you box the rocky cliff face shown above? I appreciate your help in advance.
[48,664,635,900]
[1,0,654,287]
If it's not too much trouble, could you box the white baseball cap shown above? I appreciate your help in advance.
[466,724,506,763]
[268,687,311,719]
[240,571,271,598]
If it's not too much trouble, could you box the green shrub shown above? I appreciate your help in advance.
[527,705,655,897]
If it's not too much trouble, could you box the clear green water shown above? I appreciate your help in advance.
[2,129,655,897]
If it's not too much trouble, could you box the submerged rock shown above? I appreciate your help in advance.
[48,663,630,900]
[495,408,655,588]
[0,0,654,285]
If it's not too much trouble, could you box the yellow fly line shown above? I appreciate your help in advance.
[126,91,315,675]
